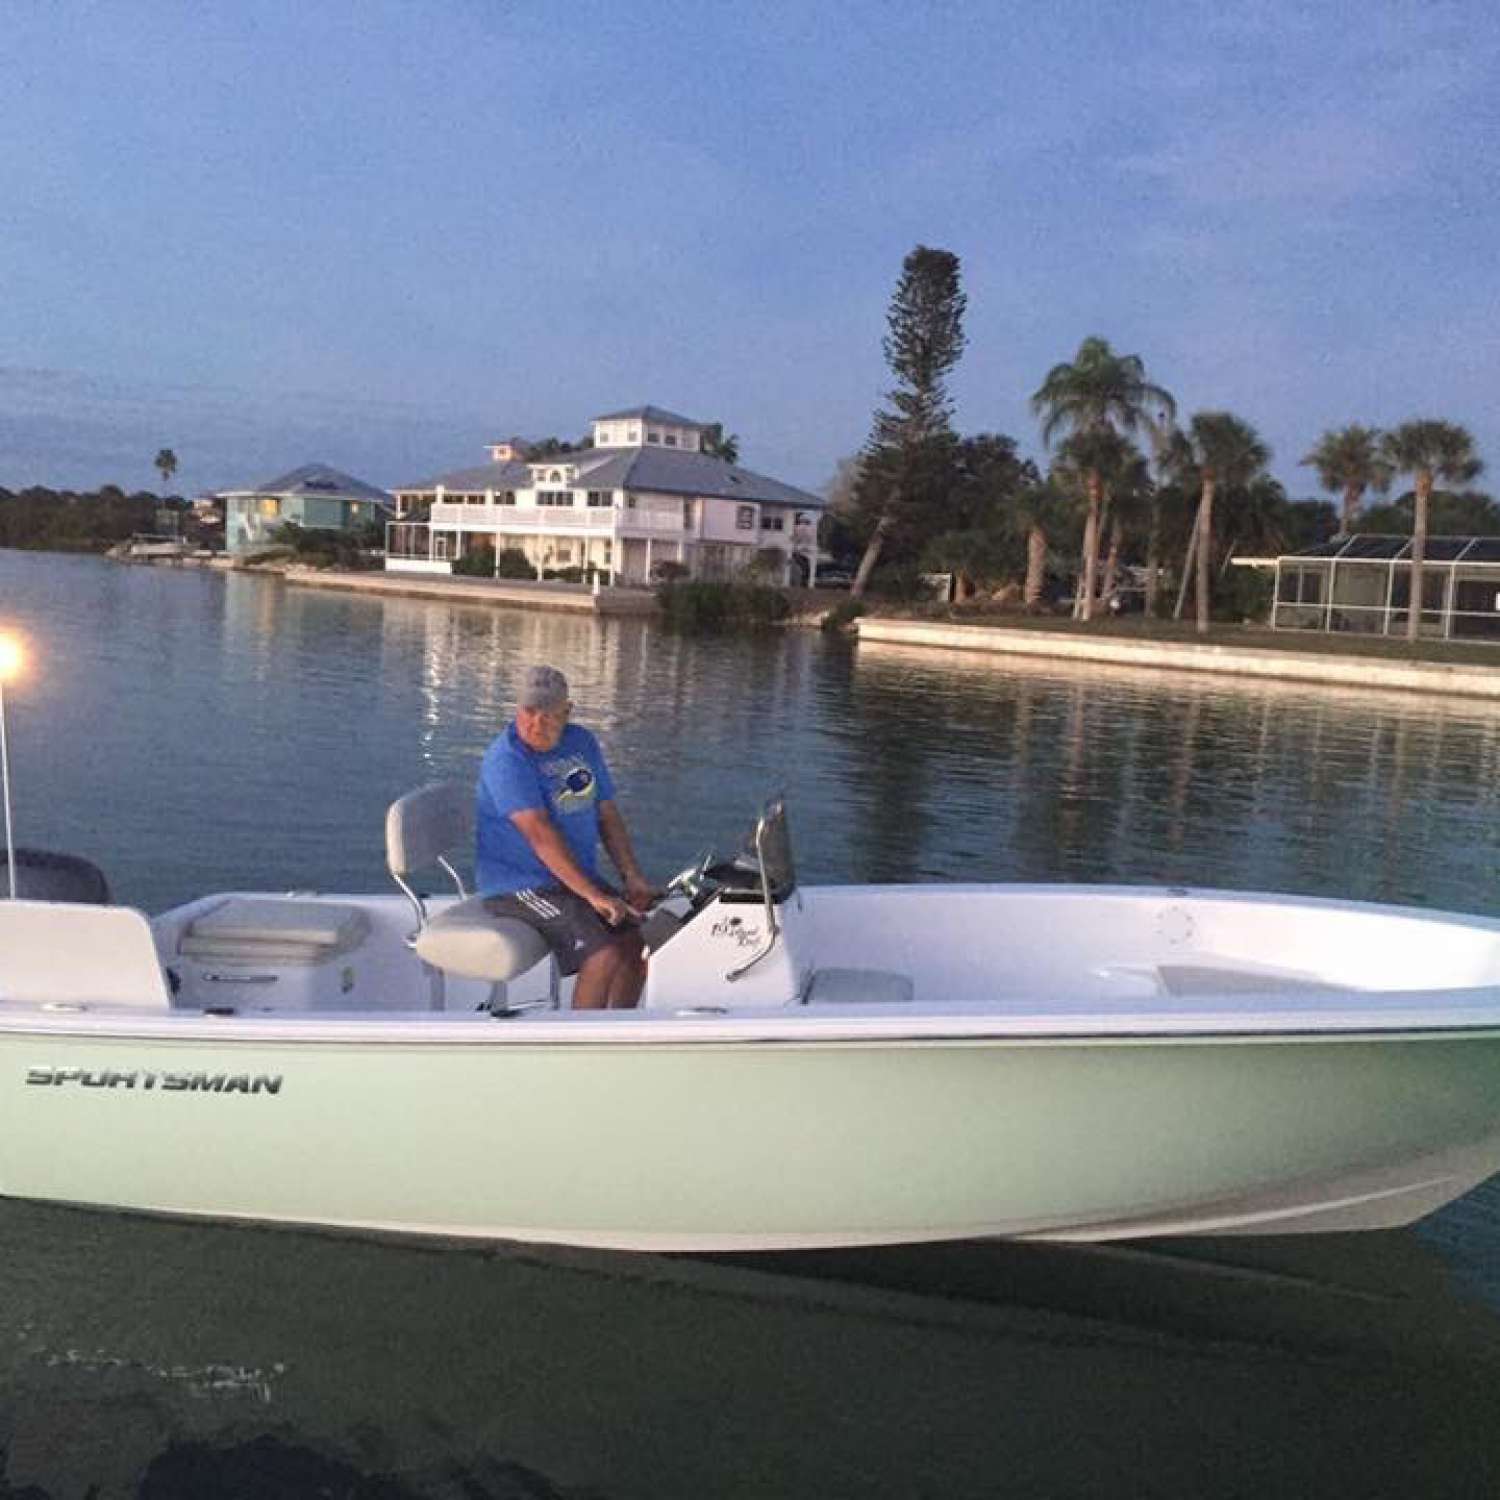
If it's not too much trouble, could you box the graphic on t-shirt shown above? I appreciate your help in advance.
[547,757,597,812]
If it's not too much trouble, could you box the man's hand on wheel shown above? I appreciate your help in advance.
[623,874,656,913]
[591,892,642,928]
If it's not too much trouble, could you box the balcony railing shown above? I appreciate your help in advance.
[429,502,689,534]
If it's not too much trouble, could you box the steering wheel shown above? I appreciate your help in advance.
[664,846,716,906]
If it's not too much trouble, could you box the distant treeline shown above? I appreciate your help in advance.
[0,486,184,551]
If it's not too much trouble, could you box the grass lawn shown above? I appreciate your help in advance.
[869,607,1500,668]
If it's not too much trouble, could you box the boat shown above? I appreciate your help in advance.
[4,790,1500,1252]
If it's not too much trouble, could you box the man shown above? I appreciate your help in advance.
[477,665,652,1009]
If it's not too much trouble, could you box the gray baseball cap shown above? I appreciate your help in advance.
[517,664,570,711]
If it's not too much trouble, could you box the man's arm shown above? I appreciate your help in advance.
[509,808,637,922]
[598,799,648,899]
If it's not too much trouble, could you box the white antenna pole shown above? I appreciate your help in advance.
[0,675,15,899]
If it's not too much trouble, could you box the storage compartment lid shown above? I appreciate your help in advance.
[180,898,368,960]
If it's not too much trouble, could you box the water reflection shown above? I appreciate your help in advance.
[849,640,1500,914]
[5,551,1500,918]
[3,1193,1500,1499]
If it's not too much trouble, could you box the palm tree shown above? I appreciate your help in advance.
[1381,421,1484,640]
[702,423,740,464]
[1301,426,1391,537]
[1009,482,1067,608]
[1144,419,1191,616]
[1031,338,1174,621]
[1179,412,1271,635]
[1097,449,1152,607]
[154,447,178,492]
[1054,428,1133,618]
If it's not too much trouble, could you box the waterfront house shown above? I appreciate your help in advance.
[386,405,823,585]
[217,464,394,555]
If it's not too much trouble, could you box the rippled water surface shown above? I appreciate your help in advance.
[3,551,1500,1498]
[6,553,1500,916]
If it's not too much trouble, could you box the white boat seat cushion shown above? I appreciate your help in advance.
[179,898,369,965]
[413,895,551,982]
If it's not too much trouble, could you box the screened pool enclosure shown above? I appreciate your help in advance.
[1273,535,1500,641]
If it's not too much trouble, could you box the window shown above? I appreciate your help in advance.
[497,491,516,505]
[625,495,637,510]
[736,505,756,531]
[762,514,785,532]
[665,434,678,447]
[556,544,572,561]
[648,430,662,445]
[602,541,612,558]
[586,491,612,508]
[683,501,695,530]
[258,497,281,518]
[537,491,574,507]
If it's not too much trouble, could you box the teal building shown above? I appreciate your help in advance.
[217,464,393,555]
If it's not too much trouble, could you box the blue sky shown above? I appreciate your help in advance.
[3,1,1498,499]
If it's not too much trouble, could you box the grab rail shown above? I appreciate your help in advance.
[726,809,780,982]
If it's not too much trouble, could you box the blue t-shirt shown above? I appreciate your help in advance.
[475,722,617,895]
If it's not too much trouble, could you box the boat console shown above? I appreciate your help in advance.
[641,795,817,1009]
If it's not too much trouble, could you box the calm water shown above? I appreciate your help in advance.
[3,550,1500,1497]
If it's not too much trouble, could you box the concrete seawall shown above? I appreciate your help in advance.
[856,619,1500,700]
[283,568,659,615]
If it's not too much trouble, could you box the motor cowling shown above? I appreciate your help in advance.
[0,849,111,904]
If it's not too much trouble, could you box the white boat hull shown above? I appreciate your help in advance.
[5,1021,1500,1249]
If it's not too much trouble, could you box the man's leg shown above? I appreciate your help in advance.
[571,944,620,1010]
[605,930,646,1009]
[574,932,645,1010]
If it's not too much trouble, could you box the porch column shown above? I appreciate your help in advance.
[645,535,653,584]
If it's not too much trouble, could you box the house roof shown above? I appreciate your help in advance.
[220,463,392,505]
[397,446,822,509]
[396,459,533,492]
[572,447,824,509]
[592,404,704,429]
[1285,533,1500,564]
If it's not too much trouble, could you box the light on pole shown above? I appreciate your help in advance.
[0,632,23,900]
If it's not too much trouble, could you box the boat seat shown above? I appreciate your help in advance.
[386,780,556,1004]
[179,897,369,966]
[805,967,914,1006]
[413,895,551,983]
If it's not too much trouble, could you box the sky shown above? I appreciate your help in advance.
[3,0,1498,500]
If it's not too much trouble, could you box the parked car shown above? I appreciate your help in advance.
[815,565,855,589]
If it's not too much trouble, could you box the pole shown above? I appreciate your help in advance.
[0,676,15,899]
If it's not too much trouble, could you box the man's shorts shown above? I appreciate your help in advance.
[483,882,630,977]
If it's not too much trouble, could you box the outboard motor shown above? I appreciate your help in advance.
[0,848,111,904]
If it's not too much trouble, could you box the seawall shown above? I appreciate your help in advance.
[283,568,659,615]
[855,619,1500,700]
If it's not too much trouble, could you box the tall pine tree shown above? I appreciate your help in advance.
[850,246,967,598]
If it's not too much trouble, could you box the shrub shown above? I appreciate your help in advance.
[656,580,790,632]
[867,562,934,601]
[271,522,379,570]
[652,559,690,583]
[496,548,535,579]
[451,549,494,577]
[1214,567,1275,624]
[821,598,866,633]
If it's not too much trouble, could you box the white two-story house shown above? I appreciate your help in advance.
[386,405,822,585]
